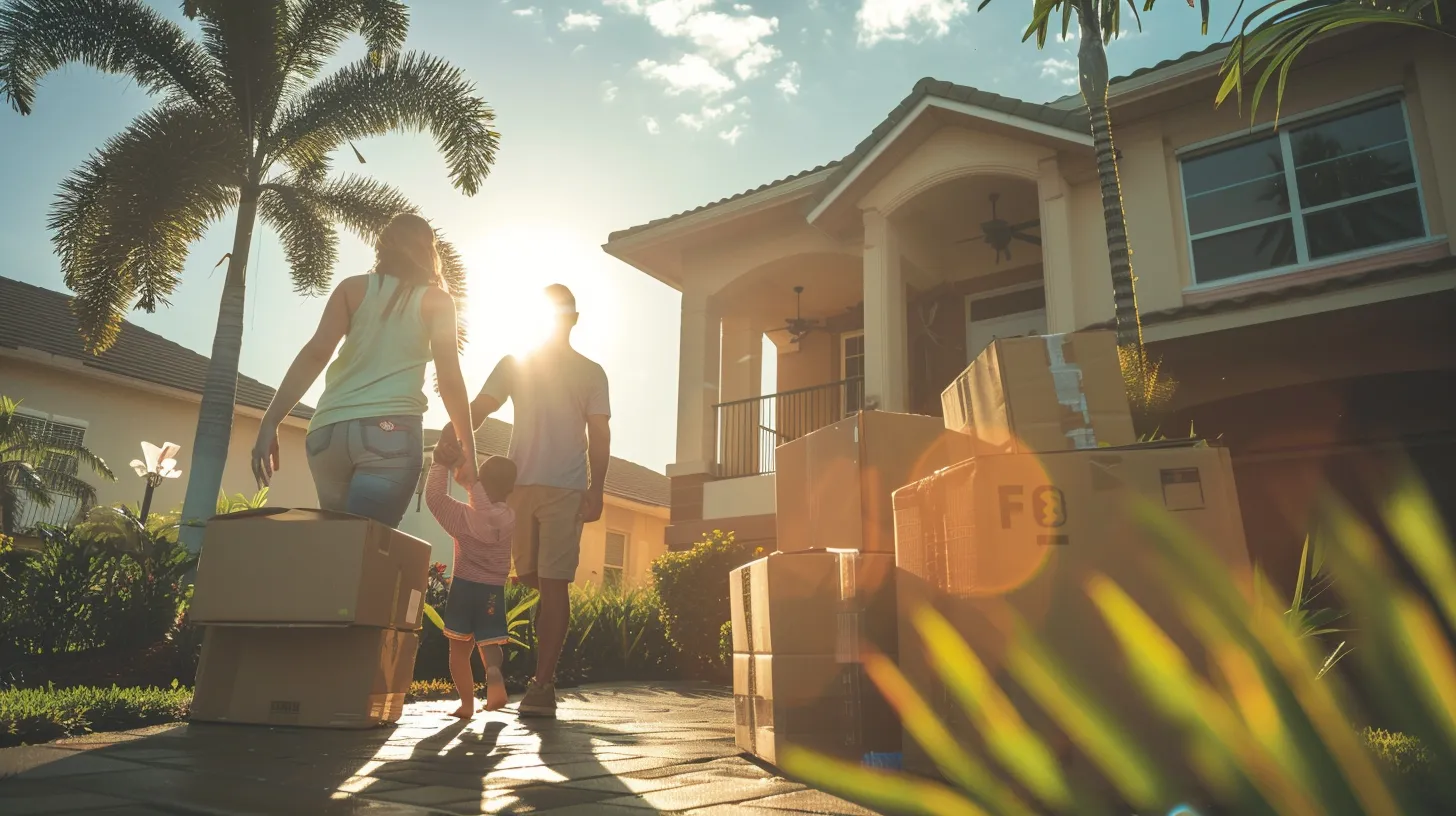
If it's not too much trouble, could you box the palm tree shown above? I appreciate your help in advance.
[1,395,115,533]
[1220,0,1452,125]
[0,1,498,550]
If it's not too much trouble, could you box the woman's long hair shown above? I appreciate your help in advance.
[373,213,442,318]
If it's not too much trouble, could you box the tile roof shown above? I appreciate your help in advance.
[606,44,1229,245]
[1086,254,1456,330]
[422,423,670,508]
[0,277,312,419]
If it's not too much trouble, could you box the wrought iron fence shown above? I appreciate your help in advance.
[7,487,86,532]
[715,377,865,478]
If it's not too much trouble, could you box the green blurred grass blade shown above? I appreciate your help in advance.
[1384,468,1456,635]
[1391,593,1456,760]
[861,648,1039,816]
[912,604,1072,811]
[1003,613,1172,810]
[1087,572,1321,814]
[779,746,992,816]
[422,603,445,632]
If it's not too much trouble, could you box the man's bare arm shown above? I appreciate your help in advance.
[582,414,611,523]
[439,391,503,455]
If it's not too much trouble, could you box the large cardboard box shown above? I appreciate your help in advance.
[191,508,431,630]
[733,653,899,767]
[941,331,1135,454]
[192,626,418,729]
[729,549,897,660]
[890,441,1250,797]
[775,412,973,555]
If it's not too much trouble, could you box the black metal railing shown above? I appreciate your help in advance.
[7,488,86,531]
[715,377,865,478]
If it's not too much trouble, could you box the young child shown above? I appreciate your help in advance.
[425,445,518,718]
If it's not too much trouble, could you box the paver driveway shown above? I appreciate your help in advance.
[0,682,883,815]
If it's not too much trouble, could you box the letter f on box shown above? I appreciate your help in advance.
[998,485,1024,528]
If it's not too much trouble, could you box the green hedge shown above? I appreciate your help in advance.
[651,529,761,680]
[0,684,192,747]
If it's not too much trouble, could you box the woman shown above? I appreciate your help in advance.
[251,213,476,527]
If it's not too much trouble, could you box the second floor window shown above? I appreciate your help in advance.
[1181,98,1428,285]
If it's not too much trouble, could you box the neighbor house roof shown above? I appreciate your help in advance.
[605,43,1232,244]
[0,276,313,420]
[421,423,670,508]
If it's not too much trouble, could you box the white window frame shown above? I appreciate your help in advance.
[1177,90,1434,291]
[839,330,866,418]
[963,281,1047,363]
[603,529,628,588]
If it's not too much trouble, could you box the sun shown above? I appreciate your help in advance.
[457,227,564,358]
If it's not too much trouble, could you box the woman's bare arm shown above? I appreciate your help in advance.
[424,288,476,481]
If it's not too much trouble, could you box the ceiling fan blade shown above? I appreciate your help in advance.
[1011,232,1042,246]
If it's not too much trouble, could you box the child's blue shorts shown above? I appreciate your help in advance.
[442,578,509,646]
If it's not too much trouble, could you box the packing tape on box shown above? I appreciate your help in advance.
[1045,333,1098,449]
[741,564,760,754]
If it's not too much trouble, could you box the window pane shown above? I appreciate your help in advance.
[1295,141,1415,208]
[1186,174,1290,235]
[1292,103,1407,167]
[1305,188,1425,260]
[605,532,626,567]
[1192,220,1298,283]
[1182,136,1284,196]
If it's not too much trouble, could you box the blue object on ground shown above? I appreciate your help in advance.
[862,752,903,769]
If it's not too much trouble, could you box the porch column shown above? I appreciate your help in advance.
[673,289,721,474]
[718,316,762,404]
[862,208,909,413]
[1038,156,1077,334]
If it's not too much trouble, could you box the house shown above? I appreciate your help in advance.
[397,423,671,588]
[0,276,319,528]
[602,27,1456,588]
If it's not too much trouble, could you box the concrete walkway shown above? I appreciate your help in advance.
[0,682,883,815]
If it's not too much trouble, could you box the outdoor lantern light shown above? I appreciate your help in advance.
[131,440,182,524]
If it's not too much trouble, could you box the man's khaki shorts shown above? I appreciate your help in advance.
[509,485,585,582]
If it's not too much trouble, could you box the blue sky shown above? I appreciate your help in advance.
[0,0,1224,473]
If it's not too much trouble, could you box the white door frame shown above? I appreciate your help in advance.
[964,281,1047,362]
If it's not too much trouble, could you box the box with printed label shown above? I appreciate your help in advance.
[891,440,1250,793]
[728,549,897,660]
[191,626,418,729]
[775,411,973,555]
[190,508,431,630]
[733,653,899,767]
[941,330,1135,454]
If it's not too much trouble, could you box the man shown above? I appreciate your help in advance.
[436,283,610,718]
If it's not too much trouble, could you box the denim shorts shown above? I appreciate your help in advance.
[305,415,423,528]
[442,578,509,646]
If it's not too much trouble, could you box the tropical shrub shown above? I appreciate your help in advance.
[782,463,1456,815]
[651,529,762,679]
[0,682,192,747]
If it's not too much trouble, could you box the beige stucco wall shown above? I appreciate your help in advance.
[2,357,317,519]
[398,484,670,589]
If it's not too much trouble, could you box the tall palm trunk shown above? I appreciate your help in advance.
[178,184,260,553]
[1076,0,1142,350]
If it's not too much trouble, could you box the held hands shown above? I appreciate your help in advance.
[250,423,281,488]
[454,456,478,489]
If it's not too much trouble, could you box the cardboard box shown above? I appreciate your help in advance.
[941,331,1135,454]
[191,508,431,630]
[729,549,896,660]
[890,441,1250,797]
[733,653,899,767]
[192,626,418,729]
[775,412,973,555]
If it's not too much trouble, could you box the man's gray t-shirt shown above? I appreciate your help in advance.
[480,347,610,492]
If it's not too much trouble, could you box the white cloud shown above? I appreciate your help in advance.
[677,101,738,130]
[512,6,540,16]
[1039,57,1078,87]
[776,61,801,98]
[855,0,968,47]
[602,82,619,102]
[561,10,603,30]
[719,125,744,145]
[644,116,661,134]
[637,54,736,96]
[734,3,753,10]
[606,0,782,94]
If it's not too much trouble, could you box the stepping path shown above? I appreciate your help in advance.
[0,681,882,815]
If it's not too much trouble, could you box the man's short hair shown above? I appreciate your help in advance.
[544,283,577,316]
[479,454,518,502]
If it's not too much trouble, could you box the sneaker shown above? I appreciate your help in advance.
[518,679,557,718]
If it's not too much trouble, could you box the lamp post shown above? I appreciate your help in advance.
[130,441,183,525]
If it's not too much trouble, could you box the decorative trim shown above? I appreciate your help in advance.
[1183,238,1450,304]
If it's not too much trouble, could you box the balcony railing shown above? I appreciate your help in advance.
[715,377,865,478]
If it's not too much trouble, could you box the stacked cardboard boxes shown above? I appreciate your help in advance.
[728,549,899,766]
[189,508,431,729]
[893,331,1253,792]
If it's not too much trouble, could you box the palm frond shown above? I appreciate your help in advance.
[49,102,243,352]
[189,0,285,147]
[259,182,339,296]
[292,173,415,240]
[270,51,498,195]
[0,0,222,115]
[272,0,410,110]
[1219,0,1453,126]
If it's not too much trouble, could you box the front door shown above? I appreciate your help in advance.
[966,307,1048,361]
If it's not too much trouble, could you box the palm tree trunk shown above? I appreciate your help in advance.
[1076,1,1142,350]
[177,185,260,554]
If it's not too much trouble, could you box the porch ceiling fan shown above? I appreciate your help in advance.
[956,192,1041,264]
[767,286,823,345]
